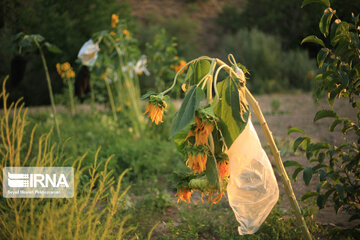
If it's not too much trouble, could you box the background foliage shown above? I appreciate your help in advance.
[287,0,360,228]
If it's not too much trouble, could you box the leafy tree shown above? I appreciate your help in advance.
[217,0,360,52]
[288,0,360,225]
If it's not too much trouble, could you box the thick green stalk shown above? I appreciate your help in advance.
[103,77,118,121]
[34,39,61,140]
[89,76,96,111]
[107,35,142,137]
[66,78,76,115]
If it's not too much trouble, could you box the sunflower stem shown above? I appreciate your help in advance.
[244,87,312,240]
[66,77,76,115]
[104,77,117,121]
[34,39,61,140]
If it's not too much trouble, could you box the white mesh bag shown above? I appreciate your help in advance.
[227,119,279,235]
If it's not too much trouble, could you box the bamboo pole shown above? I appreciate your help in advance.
[244,87,312,240]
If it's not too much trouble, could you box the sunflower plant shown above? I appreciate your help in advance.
[56,62,76,115]
[91,13,145,137]
[143,55,248,204]
[143,54,313,239]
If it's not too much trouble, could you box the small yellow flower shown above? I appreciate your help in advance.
[115,38,120,42]
[61,62,71,71]
[123,29,130,38]
[66,70,74,79]
[125,101,131,107]
[116,106,122,112]
[110,31,116,36]
[57,62,75,79]
[111,14,119,28]
[70,70,75,78]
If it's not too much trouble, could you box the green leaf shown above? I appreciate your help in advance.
[329,119,342,131]
[314,109,338,122]
[283,160,303,168]
[303,167,313,185]
[140,91,156,100]
[293,137,307,152]
[13,32,25,42]
[191,60,210,85]
[170,86,205,137]
[301,0,330,8]
[317,194,325,209]
[288,127,305,135]
[301,191,318,201]
[335,184,345,199]
[319,8,335,37]
[205,155,220,191]
[173,124,193,152]
[312,163,327,172]
[301,35,325,47]
[331,22,349,46]
[44,42,62,54]
[317,48,330,68]
[309,142,330,152]
[30,34,45,43]
[321,189,335,208]
[212,128,225,155]
[292,167,304,181]
[214,77,249,148]
[184,64,194,82]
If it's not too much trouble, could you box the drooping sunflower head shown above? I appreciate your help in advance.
[193,116,214,146]
[144,95,167,125]
[217,160,229,179]
[175,60,187,74]
[176,188,192,203]
[185,145,208,174]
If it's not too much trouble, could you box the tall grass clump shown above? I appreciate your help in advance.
[0,78,136,240]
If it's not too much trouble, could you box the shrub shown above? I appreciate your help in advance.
[220,28,315,93]
[288,0,360,228]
